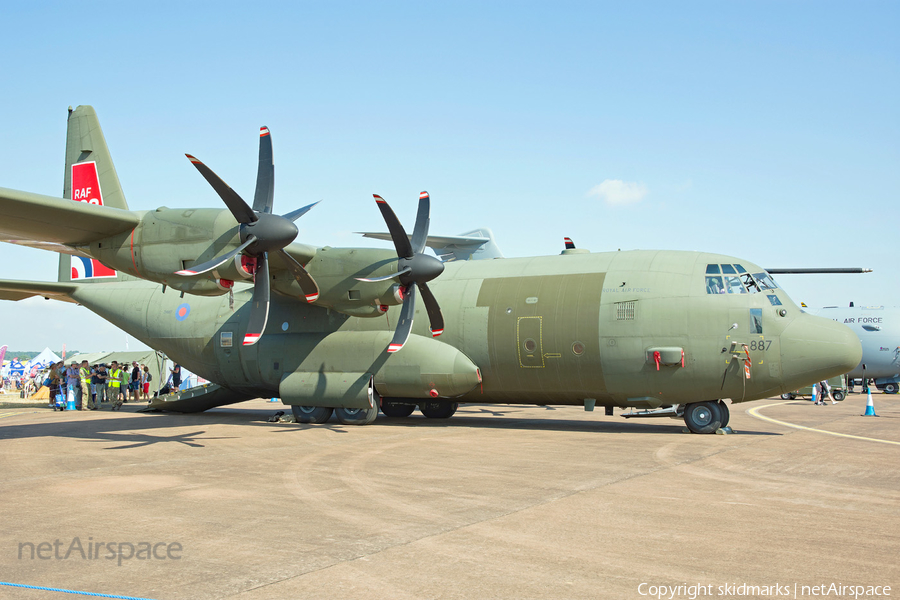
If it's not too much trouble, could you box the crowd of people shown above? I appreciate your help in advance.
[2,360,185,410]
[43,360,160,411]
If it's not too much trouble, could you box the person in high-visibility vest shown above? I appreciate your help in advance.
[108,361,124,411]
[79,360,94,410]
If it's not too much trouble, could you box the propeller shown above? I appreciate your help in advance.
[177,127,320,346]
[361,192,445,353]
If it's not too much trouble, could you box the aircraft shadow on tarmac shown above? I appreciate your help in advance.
[0,404,779,445]
[0,410,239,449]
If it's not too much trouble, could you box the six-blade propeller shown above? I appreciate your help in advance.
[177,127,320,346]
[364,192,445,353]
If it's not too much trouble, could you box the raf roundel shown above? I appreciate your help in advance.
[175,303,191,321]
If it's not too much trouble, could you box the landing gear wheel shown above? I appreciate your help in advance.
[291,405,333,424]
[335,405,378,425]
[780,393,795,400]
[683,401,724,434]
[419,400,458,419]
[831,390,846,402]
[381,399,415,418]
[883,383,898,394]
[717,400,730,427]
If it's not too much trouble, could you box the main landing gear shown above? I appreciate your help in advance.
[380,399,459,419]
[289,398,459,424]
[682,400,729,434]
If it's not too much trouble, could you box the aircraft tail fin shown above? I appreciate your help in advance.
[58,105,131,284]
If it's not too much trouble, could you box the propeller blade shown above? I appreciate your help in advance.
[175,236,257,276]
[410,191,430,255]
[274,248,319,302]
[243,252,270,346]
[417,281,444,337]
[355,266,411,283]
[387,285,415,353]
[281,201,320,223]
[185,154,258,224]
[252,127,275,214]
[373,195,413,259]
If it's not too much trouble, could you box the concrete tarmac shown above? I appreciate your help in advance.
[0,393,897,599]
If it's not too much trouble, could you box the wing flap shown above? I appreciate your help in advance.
[0,187,139,245]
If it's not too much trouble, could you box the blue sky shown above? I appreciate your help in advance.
[1,1,897,352]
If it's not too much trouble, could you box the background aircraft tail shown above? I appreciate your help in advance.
[58,105,131,284]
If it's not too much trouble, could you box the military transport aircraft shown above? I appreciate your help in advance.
[0,106,862,433]
[804,304,900,393]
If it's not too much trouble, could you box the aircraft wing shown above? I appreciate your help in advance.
[358,228,503,261]
[0,279,79,303]
[0,187,140,246]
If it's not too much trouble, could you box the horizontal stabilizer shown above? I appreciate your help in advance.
[0,187,139,246]
[0,279,79,303]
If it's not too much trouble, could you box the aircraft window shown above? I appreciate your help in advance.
[721,264,737,275]
[724,276,745,294]
[753,272,779,290]
[734,264,747,273]
[766,294,782,306]
[750,308,763,334]
[741,273,760,294]
[706,264,721,274]
[706,276,725,294]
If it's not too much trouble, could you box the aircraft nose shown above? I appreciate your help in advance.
[779,314,862,389]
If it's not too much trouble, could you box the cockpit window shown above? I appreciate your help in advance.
[724,276,746,294]
[705,264,779,294]
[706,276,725,294]
[753,272,779,291]
[741,273,760,294]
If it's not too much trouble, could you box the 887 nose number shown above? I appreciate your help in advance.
[749,340,771,351]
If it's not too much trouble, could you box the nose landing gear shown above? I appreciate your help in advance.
[682,400,729,434]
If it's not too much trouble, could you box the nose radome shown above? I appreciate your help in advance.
[780,314,862,390]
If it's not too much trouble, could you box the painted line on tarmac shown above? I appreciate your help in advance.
[747,401,900,446]
[0,411,29,419]
[0,581,156,599]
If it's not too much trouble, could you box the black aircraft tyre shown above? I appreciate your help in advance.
[419,400,459,419]
[381,399,416,418]
[717,400,730,427]
[832,389,846,401]
[683,401,724,434]
[883,383,899,394]
[291,405,334,424]
[335,405,378,425]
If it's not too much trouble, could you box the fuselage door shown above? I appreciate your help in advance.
[517,316,544,368]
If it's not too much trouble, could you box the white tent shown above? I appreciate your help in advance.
[23,347,62,377]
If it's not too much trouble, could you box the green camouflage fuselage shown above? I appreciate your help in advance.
[70,248,860,410]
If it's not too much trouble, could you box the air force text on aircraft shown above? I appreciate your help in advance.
[841,317,884,324]
[602,287,653,293]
